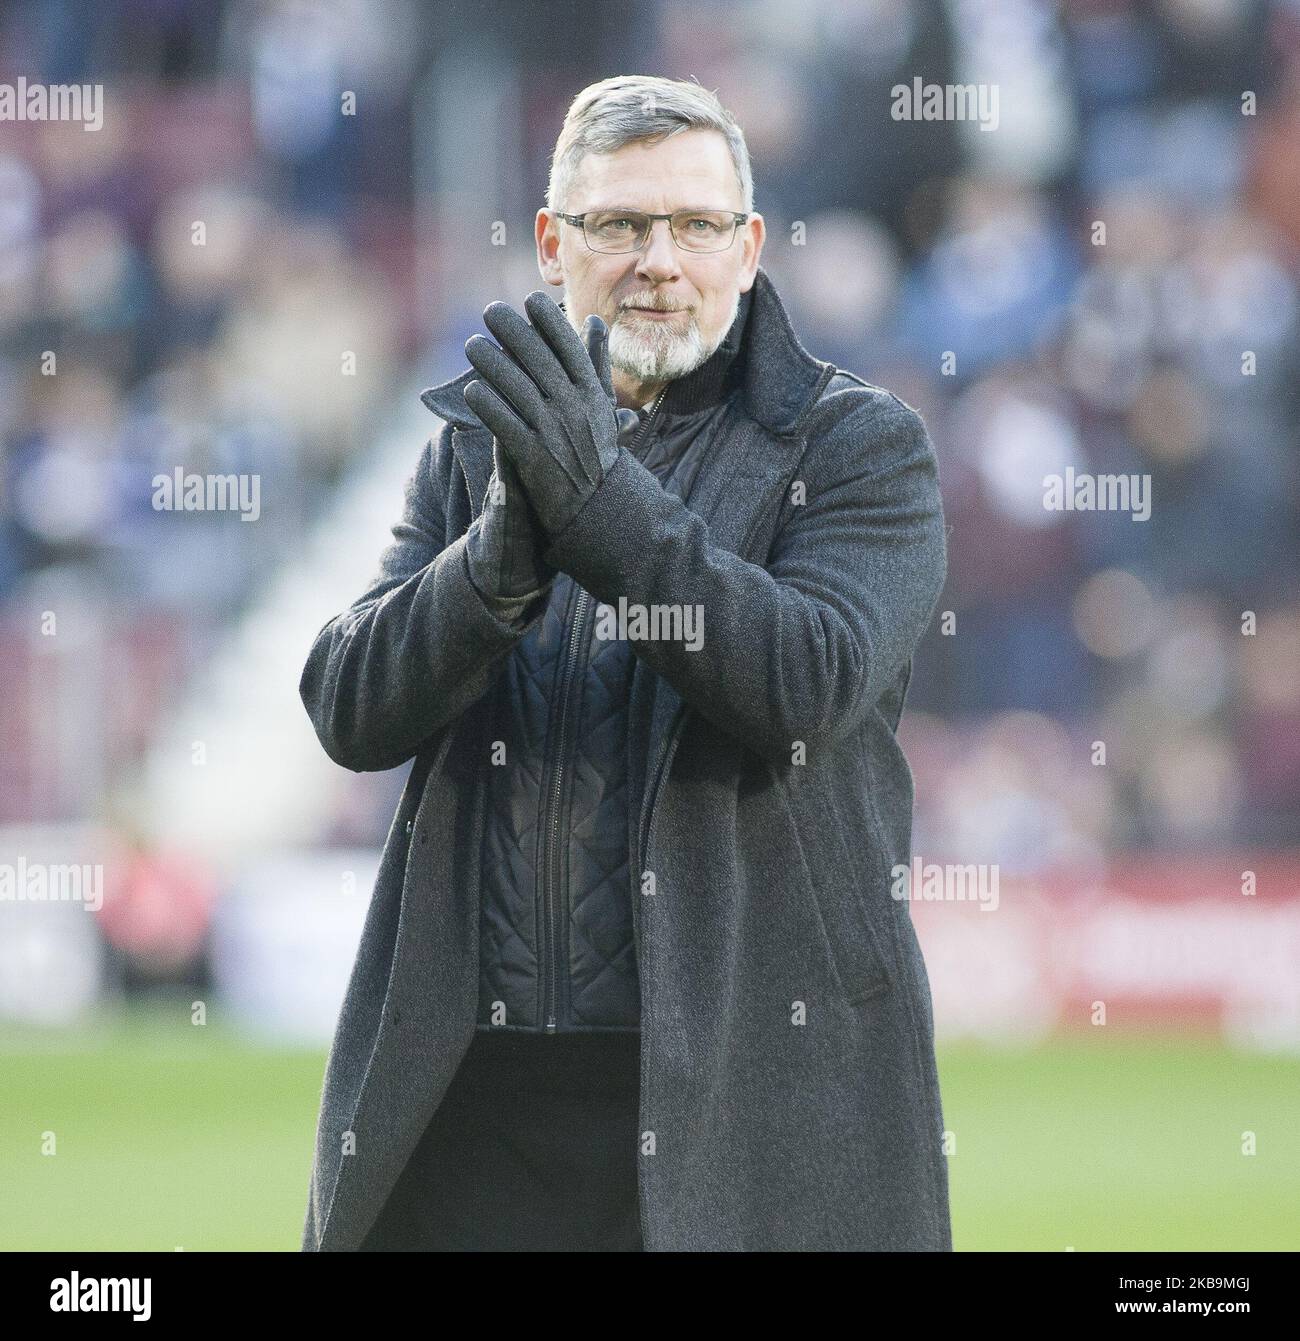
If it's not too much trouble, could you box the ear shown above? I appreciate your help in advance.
[737,212,765,293]
[536,208,564,286]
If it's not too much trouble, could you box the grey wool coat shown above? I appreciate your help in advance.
[297,266,952,1251]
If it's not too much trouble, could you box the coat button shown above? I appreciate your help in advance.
[405,819,413,836]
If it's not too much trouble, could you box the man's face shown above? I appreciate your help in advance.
[536,128,764,403]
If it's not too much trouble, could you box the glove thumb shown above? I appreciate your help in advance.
[583,313,616,404]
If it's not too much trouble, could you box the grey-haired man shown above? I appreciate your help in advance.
[300,74,951,1252]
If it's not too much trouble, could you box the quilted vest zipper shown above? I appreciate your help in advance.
[539,386,668,1032]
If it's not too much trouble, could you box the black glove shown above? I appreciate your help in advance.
[464,438,556,616]
[462,290,638,540]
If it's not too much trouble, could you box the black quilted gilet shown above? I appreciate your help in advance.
[476,379,741,1033]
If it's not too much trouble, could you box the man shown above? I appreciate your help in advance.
[299,74,951,1251]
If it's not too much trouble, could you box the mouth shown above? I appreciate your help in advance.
[622,306,687,321]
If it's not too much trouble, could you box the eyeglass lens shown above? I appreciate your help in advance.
[583,210,739,253]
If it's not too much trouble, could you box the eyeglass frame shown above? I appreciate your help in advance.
[554,208,751,254]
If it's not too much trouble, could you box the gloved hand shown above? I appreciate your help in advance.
[464,437,556,614]
[462,290,639,540]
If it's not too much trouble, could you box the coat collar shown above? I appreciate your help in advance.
[418,266,829,439]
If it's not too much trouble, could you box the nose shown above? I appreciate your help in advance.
[634,217,682,283]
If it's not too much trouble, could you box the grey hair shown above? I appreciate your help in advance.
[546,75,753,214]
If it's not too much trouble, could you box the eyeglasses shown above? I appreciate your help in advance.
[555,208,749,254]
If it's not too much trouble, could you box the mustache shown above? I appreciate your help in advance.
[618,296,691,313]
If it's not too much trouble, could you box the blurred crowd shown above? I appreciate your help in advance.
[1,0,1297,896]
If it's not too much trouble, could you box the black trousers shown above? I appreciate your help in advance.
[360,1028,643,1251]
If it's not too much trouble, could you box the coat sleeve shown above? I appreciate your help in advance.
[540,387,947,768]
[299,422,546,772]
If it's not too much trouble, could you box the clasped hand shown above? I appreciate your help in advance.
[464,290,638,540]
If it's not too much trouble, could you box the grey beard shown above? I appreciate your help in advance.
[569,290,741,386]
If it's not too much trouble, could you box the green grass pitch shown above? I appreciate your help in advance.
[3,1005,1296,1250]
